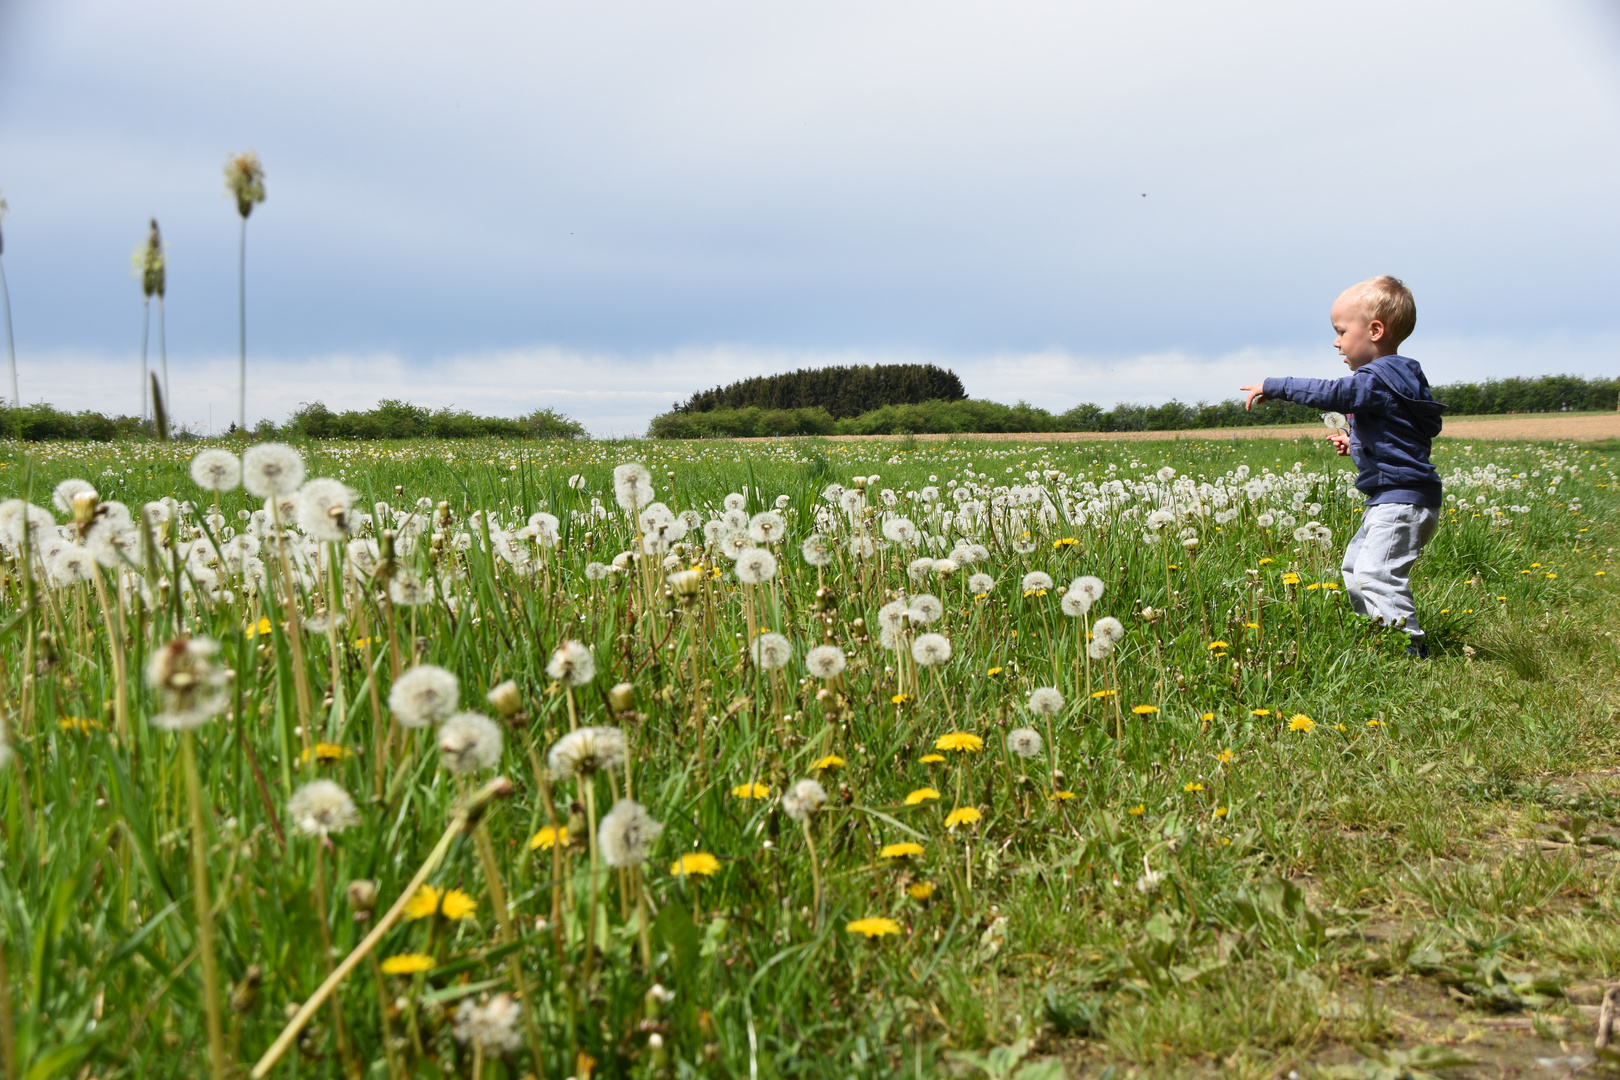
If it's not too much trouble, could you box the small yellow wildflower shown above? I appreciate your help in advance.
[1367,719,1381,727]
[380,953,434,975]
[1053,537,1077,548]
[812,754,846,771]
[1023,588,1048,598]
[1250,708,1271,717]
[985,666,1003,676]
[246,617,273,638]
[919,753,945,764]
[1207,641,1229,650]
[58,716,101,734]
[529,825,569,850]
[440,889,477,920]
[1214,806,1229,818]
[1215,749,1235,764]
[1051,790,1076,801]
[846,917,902,938]
[1244,621,1259,629]
[907,881,936,900]
[1091,689,1117,699]
[1183,782,1204,793]
[300,742,351,763]
[1287,714,1315,733]
[1127,804,1146,816]
[1281,572,1301,586]
[944,806,982,829]
[1258,558,1274,565]
[880,842,925,859]
[670,852,721,877]
[935,732,984,753]
[403,885,442,920]
[732,782,770,799]
[1131,705,1159,716]
[891,694,910,706]
[905,787,941,805]
[1200,712,1215,722]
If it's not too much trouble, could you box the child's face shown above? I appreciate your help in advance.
[1330,291,1388,370]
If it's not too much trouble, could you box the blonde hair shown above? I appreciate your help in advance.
[1350,275,1416,348]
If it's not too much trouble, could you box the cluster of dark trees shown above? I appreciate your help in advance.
[281,400,586,440]
[649,373,1620,439]
[0,399,587,442]
[671,363,967,419]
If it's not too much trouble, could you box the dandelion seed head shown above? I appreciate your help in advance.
[52,479,96,516]
[598,798,664,868]
[908,594,943,625]
[437,712,503,774]
[388,572,434,607]
[1007,727,1043,758]
[453,993,524,1055]
[748,511,786,543]
[388,665,459,728]
[189,449,241,493]
[612,463,654,512]
[287,779,359,837]
[750,632,792,670]
[1027,687,1065,716]
[734,547,777,584]
[241,443,306,498]
[1020,571,1053,593]
[546,639,596,686]
[146,637,229,730]
[1092,616,1125,645]
[805,644,847,680]
[548,725,628,779]
[782,778,827,822]
[295,478,357,541]
[911,632,952,667]
[801,534,833,567]
[967,572,994,594]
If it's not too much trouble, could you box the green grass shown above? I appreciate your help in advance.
[0,433,1616,1079]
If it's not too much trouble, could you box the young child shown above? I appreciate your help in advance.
[1239,275,1446,658]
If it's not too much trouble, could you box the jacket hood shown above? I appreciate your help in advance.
[1364,355,1445,435]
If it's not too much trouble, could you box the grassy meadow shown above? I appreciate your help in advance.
[0,432,1616,1080]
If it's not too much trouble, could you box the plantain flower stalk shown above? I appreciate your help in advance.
[0,193,16,407]
[132,220,165,426]
[224,152,265,434]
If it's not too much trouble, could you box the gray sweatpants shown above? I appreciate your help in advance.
[1341,502,1440,641]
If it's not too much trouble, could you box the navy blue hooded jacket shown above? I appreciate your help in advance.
[1262,355,1446,506]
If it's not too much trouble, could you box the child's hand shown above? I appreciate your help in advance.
[1326,431,1350,456]
[1239,384,1267,409]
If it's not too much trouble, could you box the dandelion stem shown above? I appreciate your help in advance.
[801,818,822,930]
[473,822,545,1068]
[182,730,228,1080]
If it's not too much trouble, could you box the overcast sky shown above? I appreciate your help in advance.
[1,0,1617,435]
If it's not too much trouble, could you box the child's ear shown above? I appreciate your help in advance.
[1367,319,1386,342]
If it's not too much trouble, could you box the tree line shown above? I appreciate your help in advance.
[672,363,967,419]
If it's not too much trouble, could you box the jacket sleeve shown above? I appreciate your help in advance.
[1261,373,1386,412]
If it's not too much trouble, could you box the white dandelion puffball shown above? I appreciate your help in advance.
[1256,512,1275,528]
[748,511,786,543]
[389,572,435,607]
[782,778,827,822]
[1012,536,1038,555]
[547,725,627,778]
[933,558,958,576]
[1027,686,1065,716]
[804,644,846,680]
[388,664,459,729]
[750,632,793,670]
[881,516,918,544]
[295,478,357,541]
[1007,728,1044,759]
[190,449,241,493]
[908,594,944,625]
[612,463,655,512]
[438,712,503,774]
[967,572,995,594]
[52,478,97,516]
[1092,616,1125,645]
[1021,571,1053,593]
[801,534,833,567]
[1321,411,1348,432]
[288,780,359,837]
[453,993,525,1055]
[907,557,936,584]
[546,639,596,686]
[848,535,875,559]
[241,443,306,498]
[1059,591,1089,617]
[877,598,910,633]
[734,547,778,584]
[911,632,952,667]
[598,799,664,868]
[723,492,746,511]
[585,561,610,581]
[146,637,229,730]
[1069,576,1104,609]
[1087,637,1114,660]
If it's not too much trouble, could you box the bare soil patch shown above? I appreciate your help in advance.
[788,412,1620,444]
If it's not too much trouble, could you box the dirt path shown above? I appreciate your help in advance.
[791,412,1620,444]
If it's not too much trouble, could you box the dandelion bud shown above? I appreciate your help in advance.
[71,490,100,527]
[231,965,263,1013]
[486,679,523,718]
[347,879,378,916]
[608,682,635,712]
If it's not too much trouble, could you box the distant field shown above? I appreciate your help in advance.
[775,410,1620,444]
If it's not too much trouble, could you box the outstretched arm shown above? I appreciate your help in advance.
[1244,372,1385,412]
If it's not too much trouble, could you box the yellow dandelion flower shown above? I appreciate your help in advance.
[731,782,770,799]
[1546,572,1557,579]
[403,885,442,920]
[1207,641,1229,650]
[671,852,721,877]
[986,666,1003,676]
[1183,782,1204,793]
[1287,714,1315,733]
[919,753,946,764]
[1244,621,1259,629]
[380,953,434,975]
[1200,712,1215,722]
[907,881,936,900]
[944,806,982,829]
[1091,689,1116,698]
[1022,588,1048,597]
[58,716,101,734]
[904,787,941,805]
[880,842,925,859]
[1127,803,1145,816]
[812,754,846,771]
[1131,705,1159,716]
[1051,790,1076,801]
[529,825,569,850]
[1281,572,1301,586]
[891,693,910,706]
[846,917,902,938]
[1258,558,1274,565]
[440,889,477,920]
[1250,708,1271,717]
[1214,806,1229,818]
[246,617,273,639]
[300,742,351,763]
[1215,749,1235,764]
[1367,719,1381,727]
[935,732,984,753]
